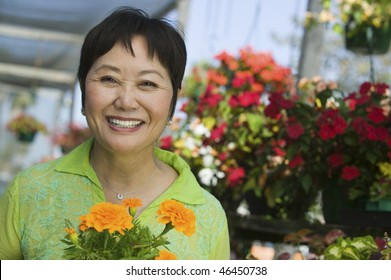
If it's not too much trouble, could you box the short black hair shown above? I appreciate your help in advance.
[78,6,187,118]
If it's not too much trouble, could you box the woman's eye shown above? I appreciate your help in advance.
[140,81,158,88]
[100,76,118,84]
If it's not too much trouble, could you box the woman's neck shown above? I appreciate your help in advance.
[89,143,159,195]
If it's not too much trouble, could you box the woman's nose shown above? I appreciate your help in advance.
[114,85,140,111]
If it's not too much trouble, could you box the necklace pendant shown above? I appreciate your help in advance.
[117,193,124,200]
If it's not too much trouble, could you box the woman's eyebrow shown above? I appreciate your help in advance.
[139,69,164,79]
[94,64,121,73]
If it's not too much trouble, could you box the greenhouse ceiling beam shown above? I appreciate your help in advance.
[0,62,76,85]
[0,23,84,44]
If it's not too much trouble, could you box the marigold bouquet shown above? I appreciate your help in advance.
[62,198,196,260]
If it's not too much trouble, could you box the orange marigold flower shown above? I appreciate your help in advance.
[155,250,177,260]
[82,202,134,235]
[122,198,143,217]
[122,198,143,208]
[156,200,196,236]
[79,215,88,231]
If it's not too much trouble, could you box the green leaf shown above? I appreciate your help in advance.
[238,130,248,146]
[324,244,342,260]
[301,174,312,193]
[246,113,263,134]
[365,150,377,164]
[342,246,360,260]
[242,177,257,193]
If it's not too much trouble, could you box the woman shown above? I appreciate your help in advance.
[0,7,230,260]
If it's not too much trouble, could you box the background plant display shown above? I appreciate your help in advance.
[272,79,391,207]
[160,47,391,221]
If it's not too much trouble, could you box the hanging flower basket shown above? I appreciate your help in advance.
[6,113,46,143]
[16,131,37,143]
[345,21,391,55]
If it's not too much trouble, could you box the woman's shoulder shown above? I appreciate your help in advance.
[198,187,227,215]
[14,157,62,182]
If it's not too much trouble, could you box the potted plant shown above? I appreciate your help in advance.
[265,78,391,223]
[6,113,47,143]
[307,0,391,54]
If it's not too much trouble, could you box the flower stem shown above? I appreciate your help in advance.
[158,223,174,238]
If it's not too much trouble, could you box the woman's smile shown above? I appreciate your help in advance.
[106,116,144,130]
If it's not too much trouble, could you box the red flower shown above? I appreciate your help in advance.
[351,117,369,139]
[288,154,303,168]
[238,91,260,107]
[232,71,254,88]
[367,106,386,124]
[374,82,389,94]
[200,86,223,107]
[264,102,281,119]
[317,109,347,140]
[264,92,293,119]
[341,166,360,181]
[328,153,344,168]
[227,167,245,187]
[286,120,305,139]
[160,136,173,150]
[210,123,227,141]
[345,91,370,106]
[359,82,371,94]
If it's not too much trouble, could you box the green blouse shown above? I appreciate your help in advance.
[0,139,230,260]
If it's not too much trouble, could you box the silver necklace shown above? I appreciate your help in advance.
[96,166,158,200]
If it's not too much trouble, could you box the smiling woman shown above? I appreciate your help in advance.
[0,6,230,260]
[84,39,173,155]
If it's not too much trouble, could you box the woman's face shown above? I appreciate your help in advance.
[84,35,173,154]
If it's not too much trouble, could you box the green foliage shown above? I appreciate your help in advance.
[324,235,379,260]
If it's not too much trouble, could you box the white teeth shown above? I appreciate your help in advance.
[109,118,142,128]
